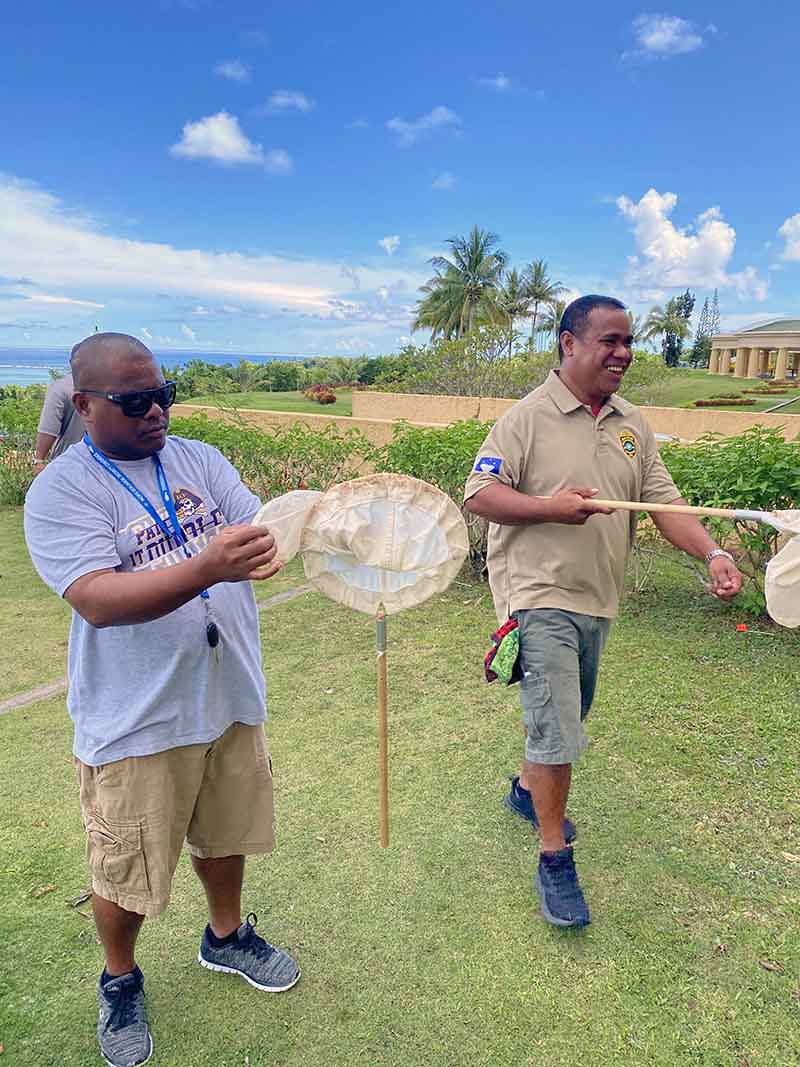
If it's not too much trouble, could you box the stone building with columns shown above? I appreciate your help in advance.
[709,319,800,380]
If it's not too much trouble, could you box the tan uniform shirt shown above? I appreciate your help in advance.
[464,370,679,621]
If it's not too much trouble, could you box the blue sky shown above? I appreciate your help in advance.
[1,0,799,355]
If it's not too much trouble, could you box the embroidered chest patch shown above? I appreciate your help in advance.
[619,430,637,458]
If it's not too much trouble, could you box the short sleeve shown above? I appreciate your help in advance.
[201,444,263,524]
[463,412,526,503]
[24,468,122,597]
[639,422,681,504]
[37,380,69,437]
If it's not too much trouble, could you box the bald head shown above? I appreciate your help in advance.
[70,333,154,391]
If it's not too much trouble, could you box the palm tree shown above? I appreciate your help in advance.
[628,312,647,345]
[412,268,465,340]
[493,268,532,353]
[535,299,567,351]
[643,299,691,355]
[523,259,565,344]
[413,226,507,339]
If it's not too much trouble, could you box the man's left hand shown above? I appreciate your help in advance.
[708,556,743,600]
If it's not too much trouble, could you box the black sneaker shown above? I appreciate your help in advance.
[504,777,577,844]
[97,966,153,1067]
[535,847,591,928]
[198,913,300,992]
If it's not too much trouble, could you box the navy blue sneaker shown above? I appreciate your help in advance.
[535,847,590,928]
[504,777,576,844]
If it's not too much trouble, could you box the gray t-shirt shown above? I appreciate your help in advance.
[24,435,266,766]
[37,373,84,459]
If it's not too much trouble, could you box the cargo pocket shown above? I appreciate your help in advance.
[521,672,552,743]
[84,812,150,894]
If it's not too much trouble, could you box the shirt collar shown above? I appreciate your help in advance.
[544,370,633,417]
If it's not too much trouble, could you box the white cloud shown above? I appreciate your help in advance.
[0,177,428,323]
[180,324,198,341]
[24,292,104,309]
[432,171,455,191]
[141,327,153,341]
[386,105,461,147]
[213,59,251,82]
[262,149,293,175]
[778,213,800,260]
[170,111,266,166]
[475,73,512,91]
[616,188,767,302]
[625,14,705,60]
[334,337,377,352]
[266,89,315,113]
[379,235,400,256]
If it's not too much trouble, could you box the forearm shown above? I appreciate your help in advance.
[34,432,56,462]
[465,483,556,525]
[67,554,214,627]
[653,502,720,559]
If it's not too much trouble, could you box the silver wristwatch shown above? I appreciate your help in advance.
[705,548,734,566]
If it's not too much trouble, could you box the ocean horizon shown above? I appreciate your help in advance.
[0,345,315,388]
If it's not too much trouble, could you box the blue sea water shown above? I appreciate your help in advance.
[0,346,308,387]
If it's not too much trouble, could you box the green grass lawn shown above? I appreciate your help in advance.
[653,369,800,412]
[185,390,354,416]
[1,509,799,1066]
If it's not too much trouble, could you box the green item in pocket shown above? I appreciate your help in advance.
[492,627,520,684]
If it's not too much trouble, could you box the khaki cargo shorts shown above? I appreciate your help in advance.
[515,608,611,765]
[76,723,276,918]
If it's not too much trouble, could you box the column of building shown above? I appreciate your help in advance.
[775,348,789,380]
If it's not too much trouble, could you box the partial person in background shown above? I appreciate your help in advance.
[33,361,84,474]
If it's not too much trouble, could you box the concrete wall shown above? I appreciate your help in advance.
[171,403,443,448]
[352,391,800,441]
[350,391,483,424]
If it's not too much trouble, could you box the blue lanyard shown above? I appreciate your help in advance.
[83,436,218,646]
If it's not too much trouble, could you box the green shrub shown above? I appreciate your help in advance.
[0,391,41,504]
[661,426,800,614]
[694,397,756,407]
[0,437,35,505]
[169,413,376,500]
[379,327,557,399]
[374,419,494,572]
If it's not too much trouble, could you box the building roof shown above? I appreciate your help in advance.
[741,318,800,333]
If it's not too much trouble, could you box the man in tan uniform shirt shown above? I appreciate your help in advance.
[464,295,742,928]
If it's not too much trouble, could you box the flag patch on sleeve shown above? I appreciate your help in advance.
[474,456,503,475]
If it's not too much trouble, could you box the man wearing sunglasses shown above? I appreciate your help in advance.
[24,333,300,1067]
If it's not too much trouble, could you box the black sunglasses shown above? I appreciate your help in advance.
[80,381,177,418]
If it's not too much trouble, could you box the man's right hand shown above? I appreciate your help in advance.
[543,488,615,525]
[199,525,281,584]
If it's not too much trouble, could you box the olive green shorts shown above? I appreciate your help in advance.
[514,608,611,765]
[76,723,275,918]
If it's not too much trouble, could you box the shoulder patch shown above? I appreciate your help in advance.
[619,430,637,458]
[474,456,503,475]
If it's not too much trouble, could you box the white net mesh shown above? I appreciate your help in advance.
[765,515,800,628]
[252,490,323,563]
[301,474,469,615]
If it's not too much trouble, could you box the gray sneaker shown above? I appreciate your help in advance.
[97,966,153,1067]
[198,912,300,992]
